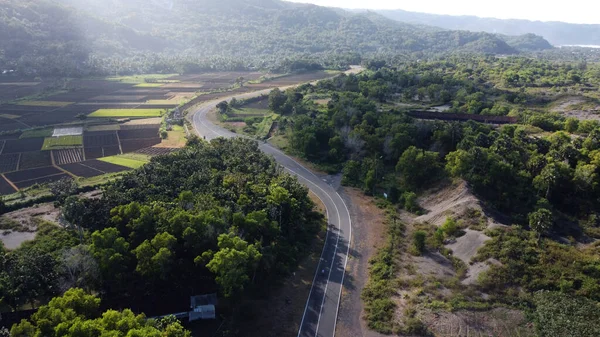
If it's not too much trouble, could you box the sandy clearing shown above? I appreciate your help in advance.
[423,307,533,337]
[415,181,481,227]
[0,202,59,249]
[550,96,588,112]
[551,96,600,120]
[446,229,491,263]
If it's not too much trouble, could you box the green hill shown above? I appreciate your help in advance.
[0,0,553,76]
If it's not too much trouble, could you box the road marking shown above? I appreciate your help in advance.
[333,191,352,336]
[192,94,353,337]
[283,167,342,337]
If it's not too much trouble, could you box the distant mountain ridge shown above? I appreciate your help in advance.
[374,8,600,46]
[0,0,553,76]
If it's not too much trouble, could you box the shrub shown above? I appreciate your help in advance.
[441,217,458,236]
[402,191,419,213]
[413,231,427,255]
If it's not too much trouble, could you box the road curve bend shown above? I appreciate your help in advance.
[190,96,352,337]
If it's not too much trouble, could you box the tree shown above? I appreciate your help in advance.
[441,217,458,237]
[10,288,190,337]
[268,88,286,113]
[564,118,579,133]
[199,232,262,297]
[396,146,442,189]
[216,101,229,114]
[533,291,600,337]
[49,177,77,203]
[342,160,362,186]
[402,191,419,213]
[528,208,553,237]
[413,231,427,255]
[59,245,100,292]
[133,232,177,279]
[89,228,131,281]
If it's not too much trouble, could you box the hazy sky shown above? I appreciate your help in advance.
[286,0,600,25]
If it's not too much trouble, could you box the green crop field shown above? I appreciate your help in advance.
[106,73,178,84]
[87,124,120,131]
[42,135,83,150]
[99,153,149,169]
[88,109,165,118]
[134,83,163,88]
[20,128,54,139]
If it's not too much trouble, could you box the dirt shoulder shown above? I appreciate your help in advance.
[336,188,388,337]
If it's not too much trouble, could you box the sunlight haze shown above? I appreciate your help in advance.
[286,0,600,24]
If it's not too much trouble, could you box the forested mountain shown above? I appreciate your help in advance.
[0,0,551,76]
[375,9,600,46]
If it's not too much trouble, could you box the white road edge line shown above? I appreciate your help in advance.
[332,191,352,336]
[193,98,353,337]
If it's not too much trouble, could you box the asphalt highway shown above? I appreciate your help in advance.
[190,93,352,337]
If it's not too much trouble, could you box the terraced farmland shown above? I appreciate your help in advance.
[0,70,333,195]
[53,148,84,165]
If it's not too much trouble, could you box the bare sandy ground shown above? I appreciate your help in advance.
[0,202,59,249]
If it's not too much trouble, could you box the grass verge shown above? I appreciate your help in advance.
[362,201,405,334]
[88,109,165,118]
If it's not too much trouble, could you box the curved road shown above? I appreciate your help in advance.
[190,92,352,337]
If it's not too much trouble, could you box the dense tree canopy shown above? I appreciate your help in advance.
[10,288,190,337]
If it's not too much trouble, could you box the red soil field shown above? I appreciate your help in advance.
[136,147,179,156]
[0,175,17,196]
[121,138,161,153]
[2,138,44,154]
[84,131,119,147]
[119,124,161,130]
[102,146,121,157]
[82,160,130,174]
[4,166,62,183]
[84,147,103,159]
[19,151,52,170]
[118,128,160,140]
[0,154,19,173]
[60,162,104,178]
[14,174,71,189]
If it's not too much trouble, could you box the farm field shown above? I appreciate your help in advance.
[19,151,52,169]
[0,70,339,196]
[0,154,19,173]
[88,109,165,118]
[0,175,16,195]
[98,153,149,169]
[41,135,83,150]
[59,162,105,178]
[53,148,84,165]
